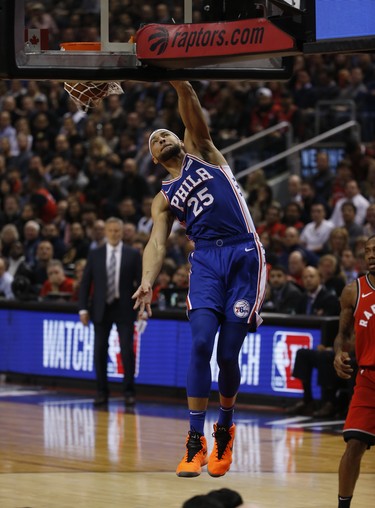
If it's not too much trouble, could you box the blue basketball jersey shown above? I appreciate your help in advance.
[161,153,266,325]
[161,154,257,241]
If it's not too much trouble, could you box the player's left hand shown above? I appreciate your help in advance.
[133,283,153,317]
[334,351,353,379]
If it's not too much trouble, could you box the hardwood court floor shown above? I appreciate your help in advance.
[0,384,374,508]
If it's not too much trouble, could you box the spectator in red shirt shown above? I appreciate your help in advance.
[256,205,286,245]
[275,89,304,141]
[249,87,280,134]
[39,259,74,300]
[26,171,57,224]
[247,87,284,160]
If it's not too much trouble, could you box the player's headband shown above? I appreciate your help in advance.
[148,129,180,156]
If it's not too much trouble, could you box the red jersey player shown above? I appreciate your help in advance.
[334,235,375,508]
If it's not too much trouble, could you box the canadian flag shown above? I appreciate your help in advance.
[24,28,49,51]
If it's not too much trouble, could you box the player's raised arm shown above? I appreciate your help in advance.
[170,81,226,165]
[132,193,174,316]
[333,281,356,379]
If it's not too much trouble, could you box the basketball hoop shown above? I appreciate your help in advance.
[60,42,124,111]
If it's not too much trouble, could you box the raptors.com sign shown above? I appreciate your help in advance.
[136,18,295,67]
[271,331,313,393]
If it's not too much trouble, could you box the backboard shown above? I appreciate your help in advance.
[0,0,300,81]
[0,0,374,82]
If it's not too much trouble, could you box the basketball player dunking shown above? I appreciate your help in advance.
[133,81,266,477]
[334,235,375,507]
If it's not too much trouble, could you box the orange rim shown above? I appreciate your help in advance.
[60,42,101,51]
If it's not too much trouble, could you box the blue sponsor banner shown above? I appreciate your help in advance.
[0,309,322,398]
[0,310,96,379]
[315,0,375,40]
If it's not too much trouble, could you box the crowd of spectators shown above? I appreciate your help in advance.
[0,1,375,310]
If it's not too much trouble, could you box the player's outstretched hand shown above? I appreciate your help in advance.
[133,282,153,317]
[334,351,353,379]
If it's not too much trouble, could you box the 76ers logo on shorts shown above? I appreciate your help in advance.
[233,299,250,318]
[271,331,313,392]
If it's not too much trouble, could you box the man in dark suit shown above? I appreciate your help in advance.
[79,217,142,406]
[263,265,303,314]
[295,265,341,316]
[286,266,342,417]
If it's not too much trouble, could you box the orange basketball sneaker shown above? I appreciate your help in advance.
[207,423,236,477]
[176,430,208,477]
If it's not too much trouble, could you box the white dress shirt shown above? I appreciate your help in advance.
[300,219,335,251]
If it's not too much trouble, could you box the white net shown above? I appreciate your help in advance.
[64,81,124,111]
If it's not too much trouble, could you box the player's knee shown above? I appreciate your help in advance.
[345,438,368,459]
[217,351,238,369]
[191,335,214,360]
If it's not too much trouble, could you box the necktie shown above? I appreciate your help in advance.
[306,295,314,315]
[107,248,117,304]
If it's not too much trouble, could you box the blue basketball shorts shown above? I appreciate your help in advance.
[187,233,266,326]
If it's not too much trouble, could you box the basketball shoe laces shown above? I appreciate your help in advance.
[212,425,232,459]
[185,429,204,461]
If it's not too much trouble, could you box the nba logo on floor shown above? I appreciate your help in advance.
[271,331,313,393]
